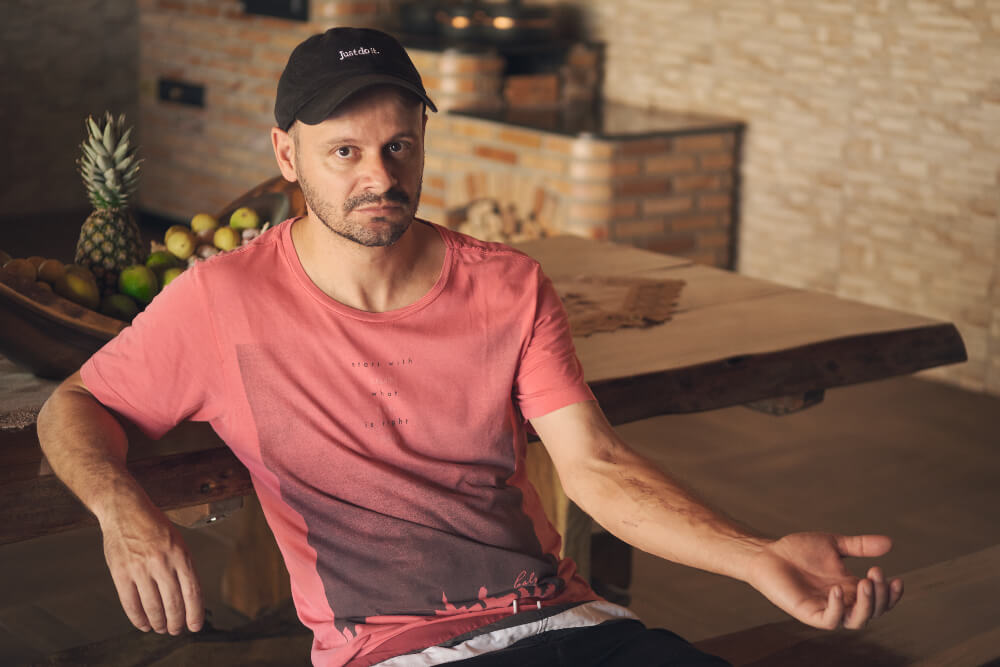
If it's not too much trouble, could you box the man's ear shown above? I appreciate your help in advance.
[271,126,298,183]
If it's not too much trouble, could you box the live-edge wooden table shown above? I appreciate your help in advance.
[0,233,967,617]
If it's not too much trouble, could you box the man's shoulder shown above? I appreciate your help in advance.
[430,221,540,271]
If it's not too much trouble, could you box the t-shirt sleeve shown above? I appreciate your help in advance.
[514,266,595,420]
[80,265,223,440]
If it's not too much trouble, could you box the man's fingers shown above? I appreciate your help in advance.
[867,566,889,617]
[158,570,189,635]
[843,579,873,630]
[112,577,152,632]
[819,585,844,630]
[179,563,205,632]
[834,534,893,558]
[888,577,904,610]
[135,577,169,634]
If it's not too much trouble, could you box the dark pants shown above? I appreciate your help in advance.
[447,620,732,666]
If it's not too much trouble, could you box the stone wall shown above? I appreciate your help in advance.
[566,0,1000,395]
[0,0,138,217]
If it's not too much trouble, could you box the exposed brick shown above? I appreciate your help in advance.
[674,174,723,192]
[645,196,694,216]
[499,128,544,149]
[698,193,732,211]
[419,192,445,208]
[700,152,735,170]
[697,231,731,249]
[620,137,673,156]
[668,214,719,232]
[569,138,615,159]
[426,175,446,191]
[645,154,697,174]
[616,178,672,197]
[521,153,567,175]
[567,202,616,223]
[452,121,498,140]
[674,133,731,152]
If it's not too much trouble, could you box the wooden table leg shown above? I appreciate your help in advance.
[220,495,291,619]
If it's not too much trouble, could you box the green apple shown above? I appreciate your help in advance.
[161,266,184,287]
[229,206,260,230]
[118,264,159,305]
[146,250,182,277]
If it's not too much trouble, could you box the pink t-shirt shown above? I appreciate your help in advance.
[81,219,598,666]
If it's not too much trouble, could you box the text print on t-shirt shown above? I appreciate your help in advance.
[354,357,414,431]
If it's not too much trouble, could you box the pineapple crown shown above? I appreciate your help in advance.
[78,112,142,211]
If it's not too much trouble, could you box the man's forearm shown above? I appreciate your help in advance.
[563,440,770,583]
[37,373,147,524]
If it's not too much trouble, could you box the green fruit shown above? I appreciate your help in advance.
[118,264,159,305]
[213,226,241,251]
[100,293,140,321]
[161,266,184,287]
[55,270,101,309]
[146,250,181,277]
[229,206,260,230]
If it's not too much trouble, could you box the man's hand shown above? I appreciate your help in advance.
[746,532,904,630]
[100,502,204,635]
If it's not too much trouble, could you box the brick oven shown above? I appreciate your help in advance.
[136,0,743,268]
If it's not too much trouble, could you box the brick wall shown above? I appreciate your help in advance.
[566,0,1000,395]
[422,115,740,267]
[0,0,138,217]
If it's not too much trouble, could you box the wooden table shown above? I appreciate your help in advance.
[0,231,967,612]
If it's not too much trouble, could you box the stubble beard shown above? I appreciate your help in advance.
[298,169,422,248]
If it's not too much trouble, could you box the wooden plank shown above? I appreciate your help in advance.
[694,545,1000,666]
[0,447,252,545]
[575,288,964,387]
[589,323,967,424]
[514,235,690,276]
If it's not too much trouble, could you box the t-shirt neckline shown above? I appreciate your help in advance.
[279,217,455,322]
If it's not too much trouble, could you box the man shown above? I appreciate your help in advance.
[38,27,902,667]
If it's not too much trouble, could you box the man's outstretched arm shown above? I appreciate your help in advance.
[530,400,903,630]
[37,371,204,635]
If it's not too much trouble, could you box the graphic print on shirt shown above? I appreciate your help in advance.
[237,343,563,637]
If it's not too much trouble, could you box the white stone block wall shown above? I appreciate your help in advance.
[564,0,1000,395]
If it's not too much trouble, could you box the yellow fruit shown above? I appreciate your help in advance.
[54,270,101,309]
[161,266,184,287]
[118,265,159,305]
[229,207,260,230]
[213,226,241,251]
[2,258,37,281]
[65,264,98,284]
[100,293,140,321]
[190,213,219,233]
[165,224,190,242]
[37,258,66,285]
[165,227,197,260]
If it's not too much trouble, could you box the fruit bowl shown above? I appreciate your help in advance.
[0,177,305,379]
[0,274,126,379]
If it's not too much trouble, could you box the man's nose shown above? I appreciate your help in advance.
[360,153,397,192]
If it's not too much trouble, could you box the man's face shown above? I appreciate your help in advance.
[289,87,426,247]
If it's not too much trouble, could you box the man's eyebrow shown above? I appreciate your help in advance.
[319,132,418,148]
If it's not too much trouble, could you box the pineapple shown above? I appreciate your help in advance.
[75,112,145,296]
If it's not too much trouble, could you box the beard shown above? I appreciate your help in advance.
[297,169,422,248]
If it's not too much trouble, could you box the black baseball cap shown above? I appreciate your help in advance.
[275,27,437,131]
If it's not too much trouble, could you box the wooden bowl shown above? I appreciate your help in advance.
[0,178,305,379]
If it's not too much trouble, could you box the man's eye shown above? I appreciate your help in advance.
[387,142,405,153]
[336,147,353,158]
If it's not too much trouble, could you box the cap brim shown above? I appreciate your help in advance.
[295,73,437,126]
